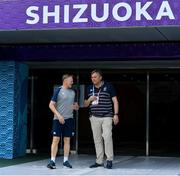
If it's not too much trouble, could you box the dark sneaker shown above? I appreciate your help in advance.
[63,161,72,168]
[47,160,56,169]
[89,163,103,168]
[105,160,112,169]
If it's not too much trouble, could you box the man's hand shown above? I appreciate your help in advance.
[84,96,98,107]
[57,114,65,124]
[71,103,79,110]
[113,115,119,125]
[88,96,97,103]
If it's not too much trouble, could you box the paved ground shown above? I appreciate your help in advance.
[1,155,180,175]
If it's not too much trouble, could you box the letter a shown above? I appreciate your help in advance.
[156,1,175,20]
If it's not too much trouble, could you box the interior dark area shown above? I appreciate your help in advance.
[149,72,180,156]
[27,68,180,157]
[27,69,79,154]
[78,70,146,156]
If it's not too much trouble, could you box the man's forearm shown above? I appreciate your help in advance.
[49,102,61,118]
[113,97,119,114]
[84,99,90,107]
[114,102,119,114]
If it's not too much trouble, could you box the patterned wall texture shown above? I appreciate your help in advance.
[0,61,28,159]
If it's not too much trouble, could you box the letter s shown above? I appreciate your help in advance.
[26,6,39,24]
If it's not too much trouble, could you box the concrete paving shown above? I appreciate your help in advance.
[0,155,180,175]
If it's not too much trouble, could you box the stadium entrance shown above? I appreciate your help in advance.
[27,64,180,157]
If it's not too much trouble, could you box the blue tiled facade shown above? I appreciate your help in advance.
[0,61,28,159]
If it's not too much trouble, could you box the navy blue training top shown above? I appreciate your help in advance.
[86,81,116,117]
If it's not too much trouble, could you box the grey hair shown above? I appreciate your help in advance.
[91,69,103,77]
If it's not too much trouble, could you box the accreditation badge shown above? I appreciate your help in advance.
[92,96,99,105]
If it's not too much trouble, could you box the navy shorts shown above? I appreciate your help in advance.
[52,118,75,137]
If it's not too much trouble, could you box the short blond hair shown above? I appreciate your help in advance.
[62,74,73,82]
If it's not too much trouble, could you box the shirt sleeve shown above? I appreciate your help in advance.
[108,82,117,98]
[51,87,60,102]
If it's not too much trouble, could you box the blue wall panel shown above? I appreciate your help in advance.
[0,61,28,159]
[13,63,28,158]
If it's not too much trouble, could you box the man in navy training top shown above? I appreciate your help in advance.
[47,74,79,169]
[84,69,119,169]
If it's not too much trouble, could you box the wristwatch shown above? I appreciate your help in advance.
[114,113,118,115]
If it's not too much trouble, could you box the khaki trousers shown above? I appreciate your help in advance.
[90,116,114,164]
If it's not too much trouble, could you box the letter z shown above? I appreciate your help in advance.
[73,4,88,23]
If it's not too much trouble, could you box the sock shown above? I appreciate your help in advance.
[51,157,56,163]
[64,156,68,162]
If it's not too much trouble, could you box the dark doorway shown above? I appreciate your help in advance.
[28,69,147,156]
[28,68,180,157]
[110,72,146,155]
[27,69,78,153]
[149,72,180,156]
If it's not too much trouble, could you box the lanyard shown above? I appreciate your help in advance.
[92,85,102,97]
